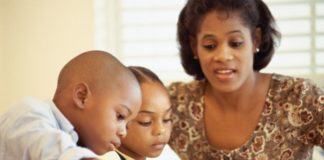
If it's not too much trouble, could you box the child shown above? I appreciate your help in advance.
[0,50,142,160]
[116,66,172,160]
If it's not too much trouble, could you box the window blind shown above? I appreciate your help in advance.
[95,0,324,87]
[263,0,324,87]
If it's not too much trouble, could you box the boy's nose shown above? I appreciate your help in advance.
[117,125,127,139]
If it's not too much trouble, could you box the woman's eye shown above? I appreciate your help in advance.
[203,44,216,50]
[138,121,152,127]
[229,41,243,48]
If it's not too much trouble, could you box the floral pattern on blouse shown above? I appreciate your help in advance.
[168,74,324,160]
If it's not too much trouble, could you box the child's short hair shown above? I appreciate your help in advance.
[128,66,164,85]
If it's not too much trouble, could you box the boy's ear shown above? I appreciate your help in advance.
[72,82,91,109]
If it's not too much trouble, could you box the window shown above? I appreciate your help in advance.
[95,0,324,87]
[95,0,188,85]
[263,0,324,87]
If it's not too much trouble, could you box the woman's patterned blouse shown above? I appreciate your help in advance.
[167,74,324,160]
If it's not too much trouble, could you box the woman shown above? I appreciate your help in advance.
[168,0,324,159]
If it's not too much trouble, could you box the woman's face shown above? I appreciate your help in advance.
[195,10,259,93]
[119,82,172,159]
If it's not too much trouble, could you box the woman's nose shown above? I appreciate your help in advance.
[213,46,233,62]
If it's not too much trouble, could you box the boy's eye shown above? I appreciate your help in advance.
[203,44,216,50]
[229,41,243,48]
[117,113,125,121]
[138,121,152,127]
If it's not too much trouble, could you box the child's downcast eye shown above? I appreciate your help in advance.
[138,121,152,127]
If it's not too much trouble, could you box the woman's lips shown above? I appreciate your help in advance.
[213,68,236,81]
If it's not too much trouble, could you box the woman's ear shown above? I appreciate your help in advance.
[254,27,262,53]
[72,82,91,109]
[190,36,198,59]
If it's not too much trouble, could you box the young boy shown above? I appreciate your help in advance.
[0,50,142,160]
[115,66,172,160]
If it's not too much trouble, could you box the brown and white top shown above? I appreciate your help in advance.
[168,74,324,160]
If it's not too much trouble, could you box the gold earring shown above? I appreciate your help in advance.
[256,48,260,53]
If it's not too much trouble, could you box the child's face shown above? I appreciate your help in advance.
[79,81,142,155]
[120,82,172,159]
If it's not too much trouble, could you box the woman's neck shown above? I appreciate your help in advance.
[205,72,267,112]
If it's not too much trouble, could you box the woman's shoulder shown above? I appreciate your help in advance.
[271,73,323,95]
[167,80,205,96]
[168,79,201,88]
[269,73,323,114]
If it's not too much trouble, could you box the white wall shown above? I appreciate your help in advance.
[0,0,96,112]
[0,4,5,111]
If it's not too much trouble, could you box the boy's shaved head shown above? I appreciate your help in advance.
[53,50,142,155]
[55,50,133,96]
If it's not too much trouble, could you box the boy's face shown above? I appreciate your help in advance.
[79,81,141,155]
[119,83,172,158]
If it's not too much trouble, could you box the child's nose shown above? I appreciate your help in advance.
[117,124,127,139]
[153,122,165,136]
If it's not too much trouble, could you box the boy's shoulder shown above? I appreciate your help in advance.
[1,97,52,118]
[0,97,57,133]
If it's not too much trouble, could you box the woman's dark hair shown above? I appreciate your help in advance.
[178,0,281,80]
[128,66,164,85]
